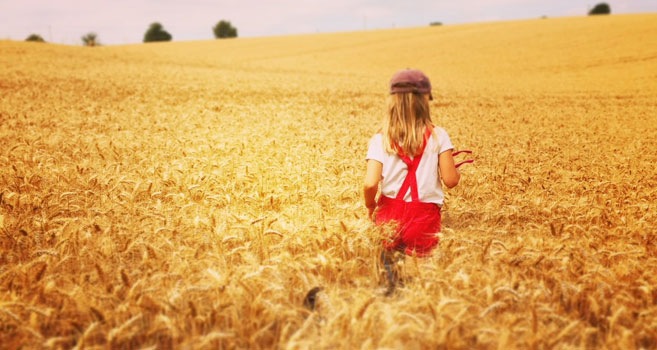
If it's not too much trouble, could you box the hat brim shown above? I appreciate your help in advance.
[390,87,433,100]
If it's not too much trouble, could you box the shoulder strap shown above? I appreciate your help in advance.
[394,127,432,202]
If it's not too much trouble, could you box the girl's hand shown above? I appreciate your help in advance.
[364,159,382,221]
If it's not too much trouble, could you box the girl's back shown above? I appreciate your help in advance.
[367,126,453,206]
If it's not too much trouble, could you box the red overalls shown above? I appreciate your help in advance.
[375,127,441,257]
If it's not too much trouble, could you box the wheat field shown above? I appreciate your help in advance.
[1,13,657,350]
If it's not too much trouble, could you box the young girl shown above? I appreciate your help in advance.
[364,69,460,258]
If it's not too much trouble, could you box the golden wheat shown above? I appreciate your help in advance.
[1,13,657,350]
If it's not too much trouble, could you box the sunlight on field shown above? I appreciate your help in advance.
[1,13,657,349]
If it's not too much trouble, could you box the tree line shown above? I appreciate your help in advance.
[25,3,614,45]
[25,20,238,45]
[430,3,612,27]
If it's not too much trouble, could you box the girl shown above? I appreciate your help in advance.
[364,69,461,258]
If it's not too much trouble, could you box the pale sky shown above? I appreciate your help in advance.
[1,0,655,45]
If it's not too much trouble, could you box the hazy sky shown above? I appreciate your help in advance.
[2,0,655,45]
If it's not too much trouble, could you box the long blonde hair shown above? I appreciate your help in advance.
[382,92,433,156]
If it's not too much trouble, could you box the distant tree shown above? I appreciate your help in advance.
[430,22,442,26]
[589,3,611,15]
[213,20,238,39]
[81,32,98,46]
[26,34,45,42]
[144,22,172,42]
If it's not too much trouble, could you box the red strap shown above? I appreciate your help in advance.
[393,127,432,202]
[455,159,474,168]
[453,149,474,168]
[452,150,472,157]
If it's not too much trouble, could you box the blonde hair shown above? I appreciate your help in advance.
[382,92,433,156]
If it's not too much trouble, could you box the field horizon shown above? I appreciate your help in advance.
[6,12,656,46]
[1,13,657,349]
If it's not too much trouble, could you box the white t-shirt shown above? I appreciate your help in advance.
[366,127,454,205]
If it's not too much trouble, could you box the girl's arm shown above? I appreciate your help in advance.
[363,160,383,218]
[439,150,460,188]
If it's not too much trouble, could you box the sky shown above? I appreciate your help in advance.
[1,0,655,45]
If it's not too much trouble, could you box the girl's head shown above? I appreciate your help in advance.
[383,69,434,156]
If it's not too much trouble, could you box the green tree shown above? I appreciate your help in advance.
[143,22,172,42]
[589,3,611,15]
[213,20,238,39]
[26,34,45,42]
[81,32,98,46]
